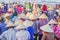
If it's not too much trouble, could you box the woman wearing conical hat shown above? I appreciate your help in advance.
[16,23,30,40]
[4,13,12,23]
[28,13,39,40]
[47,6,57,20]
[38,14,48,32]
[38,14,48,26]
[52,16,60,40]
[40,24,54,40]
[38,14,49,40]
[23,20,34,40]
[0,21,16,40]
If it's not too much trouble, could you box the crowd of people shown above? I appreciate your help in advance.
[0,1,60,40]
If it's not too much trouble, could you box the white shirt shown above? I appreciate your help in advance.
[16,30,30,40]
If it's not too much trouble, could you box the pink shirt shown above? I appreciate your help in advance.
[52,25,60,38]
[16,6,22,13]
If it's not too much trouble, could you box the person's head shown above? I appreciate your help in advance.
[14,20,24,26]
[23,20,33,27]
[17,13,26,20]
[39,13,48,20]
[40,24,53,34]
[48,19,58,27]
[6,21,15,29]
[29,14,37,21]
[48,6,53,11]
[16,23,26,30]
[4,13,11,20]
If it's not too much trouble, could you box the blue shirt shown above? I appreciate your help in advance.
[0,22,6,35]
[27,26,34,40]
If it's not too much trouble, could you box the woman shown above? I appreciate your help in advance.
[23,20,34,40]
[16,23,30,40]
[52,15,60,40]
[0,21,16,40]
[40,24,54,40]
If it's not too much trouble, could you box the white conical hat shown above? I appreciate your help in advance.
[6,21,15,27]
[48,6,53,11]
[14,20,24,26]
[18,13,26,19]
[40,24,53,33]
[13,3,17,7]
[29,14,37,20]
[23,20,33,27]
[4,13,11,18]
[48,19,57,24]
[39,14,48,19]
[16,23,26,29]
[26,12,32,18]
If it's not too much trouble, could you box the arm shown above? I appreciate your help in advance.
[41,34,46,40]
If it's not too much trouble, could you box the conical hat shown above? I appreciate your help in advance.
[29,14,37,20]
[14,20,24,26]
[16,23,26,29]
[39,14,48,19]
[48,6,53,11]
[6,21,15,27]
[40,24,53,33]
[23,20,33,27]
[4,13,11,18]
[18,13,26,19]
[13,3,17,7]
[26,12,32,18]
[48,19,57,24]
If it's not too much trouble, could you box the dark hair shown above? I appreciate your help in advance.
[0,17,4,22]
